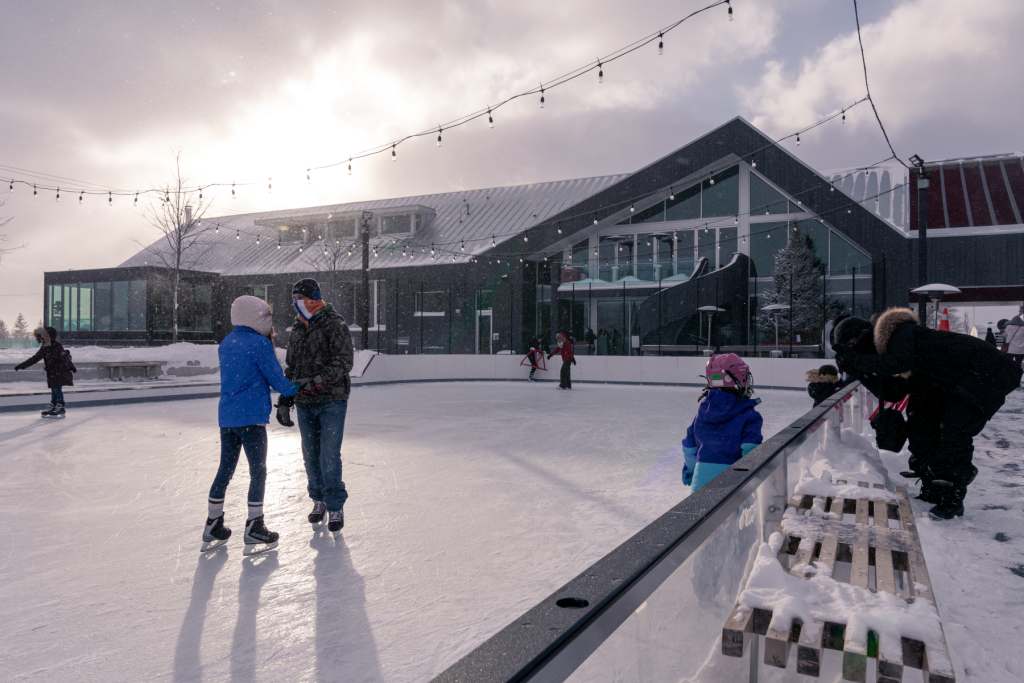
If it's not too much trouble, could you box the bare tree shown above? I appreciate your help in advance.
[143,154,214,342]
[0,199,24,264]
[310,236,354,300]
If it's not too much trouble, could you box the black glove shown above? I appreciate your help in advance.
[275,395,295,427]
[572,359,577,366]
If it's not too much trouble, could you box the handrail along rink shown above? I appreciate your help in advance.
[434,381,865,683]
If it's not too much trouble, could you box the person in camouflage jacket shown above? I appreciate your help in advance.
[281,278,354,532]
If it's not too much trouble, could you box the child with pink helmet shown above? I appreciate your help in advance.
[682,353,764,491]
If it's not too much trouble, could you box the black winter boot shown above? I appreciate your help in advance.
[928,481,965,520]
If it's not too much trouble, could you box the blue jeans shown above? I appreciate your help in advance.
[209,425,268,504]
[51,386,65,404]
[297,400,348,511]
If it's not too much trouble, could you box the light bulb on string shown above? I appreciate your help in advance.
[33,184,38,196]
[593,215,599,225]
[629,204,635,213]
[436,127,443,147]
[391,144,397,161]
[108,192,112,206]
[56,188,60,201]
[460,240,465,252]
[487,108,494,128]
[658,32,664,54]
[215,224,219,234]
[78,191,83,204]
[165,190,170,203]
[726,0,733,21]
[7,179,12,192]
[199,188,203,200]
[306,168,311,182]
[430,243,435,256]
[593,246,598,256]
[795,133,801,146]
[842,109,846,124]
[709,177,716,186]
[491,235,496,247]
[597,60,604,83]
[751,160,757,169]
[556,223,562,235]
[348,158,352,175]
[231,183,236,198]
[519,257,524,263]
[267,177,273,192]
[523,234,528,243]
[256,235,261,246]
[298,245,303,253]
[669,187,675,201]
[539,85,545,108]
[235,229,240,240]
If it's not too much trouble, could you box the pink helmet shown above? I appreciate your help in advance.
[705,353,753,392]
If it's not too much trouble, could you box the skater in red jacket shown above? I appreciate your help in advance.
[548,331,576,389]
[523,338,546,381]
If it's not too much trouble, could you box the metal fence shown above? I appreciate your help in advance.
[435,381,866,682]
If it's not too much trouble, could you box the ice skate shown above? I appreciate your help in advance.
[40,403,55,417]
[42,403,66,419]
[328,510,344,536]
[243,515,278,556]
[308,500,326,525]
[200,515,231,553]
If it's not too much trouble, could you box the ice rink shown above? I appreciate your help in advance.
[0,382,808,682]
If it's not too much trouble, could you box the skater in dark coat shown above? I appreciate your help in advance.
[805,364,842,406]
[15,326,76,417]
[835,307,1023,519]
[549,331,576,389]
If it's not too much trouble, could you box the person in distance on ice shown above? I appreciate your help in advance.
[203,295,298,554]
[523,338,545,381]
[548,331,576,389]
[14,326,76,418]
[281,278,354,535]
[833,307,1022,520]
[682,354,763,492]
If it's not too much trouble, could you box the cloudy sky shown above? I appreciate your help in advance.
[1,0,1022,327]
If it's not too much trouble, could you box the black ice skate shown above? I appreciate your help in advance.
[201,515,232,553]
[308,500,326,525]
[243,515,279,556]
[40,403,55,417]
[42,402,66,419]
[328,510,344,535]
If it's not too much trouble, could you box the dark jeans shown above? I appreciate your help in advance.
[50,386,65,404]
[559,361,572,389]
[297,400,349,511]
[907,390,996,498]
[209,425,268,504]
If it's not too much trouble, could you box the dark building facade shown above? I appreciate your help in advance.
[44,118,1024,353]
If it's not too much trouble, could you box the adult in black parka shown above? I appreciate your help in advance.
[835,307,1022,519]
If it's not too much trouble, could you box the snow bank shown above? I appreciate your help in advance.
[790,422,897,501]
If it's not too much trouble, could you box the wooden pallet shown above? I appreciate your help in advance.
[722,487,956,683]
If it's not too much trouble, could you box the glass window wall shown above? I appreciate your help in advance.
[636,234,655,281]
[676,230,695,275]
[655,234,675,279]
[718,227,737,268]
[750,173,790,215]
[598,237,617,281]
[697,227,716,269]
[701,166,739,217]
[50,279,146,332]
[749,222,787,277]
[665,184,700,221]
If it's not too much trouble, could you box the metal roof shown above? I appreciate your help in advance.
[120,174,627,275]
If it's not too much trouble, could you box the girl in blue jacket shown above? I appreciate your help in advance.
[682,354,763,491]
[202,295,298,553]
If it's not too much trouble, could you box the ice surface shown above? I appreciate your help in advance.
[0,382,806,682]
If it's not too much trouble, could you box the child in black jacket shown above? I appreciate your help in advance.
[15,326,76,417]
[805,364,841,406]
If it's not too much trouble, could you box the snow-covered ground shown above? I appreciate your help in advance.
[878,388,1024,683]
[0,382,805,682]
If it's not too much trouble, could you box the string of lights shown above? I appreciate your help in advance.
[2,0,734,202]
[852,0,908,170]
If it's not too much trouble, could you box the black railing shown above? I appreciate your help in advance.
[434,381,861,682]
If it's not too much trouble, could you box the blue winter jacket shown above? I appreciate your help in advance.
[682,390,764,489]
[218,326,298,428]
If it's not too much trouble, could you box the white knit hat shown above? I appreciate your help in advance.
[230,295,274,336]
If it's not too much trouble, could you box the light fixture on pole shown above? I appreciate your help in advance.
[762,303,791,355]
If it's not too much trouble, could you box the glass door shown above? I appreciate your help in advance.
[476,310,493,354]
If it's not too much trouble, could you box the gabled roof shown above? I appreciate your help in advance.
[120,175,626,275]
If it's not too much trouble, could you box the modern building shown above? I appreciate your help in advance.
[43,118,1024,354]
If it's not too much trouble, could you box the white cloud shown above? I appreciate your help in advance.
[742,0,1024,157]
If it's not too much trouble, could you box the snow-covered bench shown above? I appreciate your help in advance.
[95,361,165,381]
[722,462,956,682]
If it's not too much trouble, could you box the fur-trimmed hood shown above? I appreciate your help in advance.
[33,326,54,346]
[806,369,840,383]
[874,307,918,353]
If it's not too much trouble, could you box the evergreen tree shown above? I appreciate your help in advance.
[13,313,29,340]
[0,319,8,340]
[758,225,825,345]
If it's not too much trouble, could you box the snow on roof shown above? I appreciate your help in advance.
[120,174,627,275]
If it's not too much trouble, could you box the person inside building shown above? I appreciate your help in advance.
[280,278,355,535]
[14,326,76,418]
[833,307,1022,520]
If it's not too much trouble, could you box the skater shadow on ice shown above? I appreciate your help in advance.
[0,413,98,444]
[230,552,280,682]
[173,549,230,682]
[311,531,382,682]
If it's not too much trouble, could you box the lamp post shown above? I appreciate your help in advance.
[762,303,790,356]
[910,154,929,321]
[697,305,725,354]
